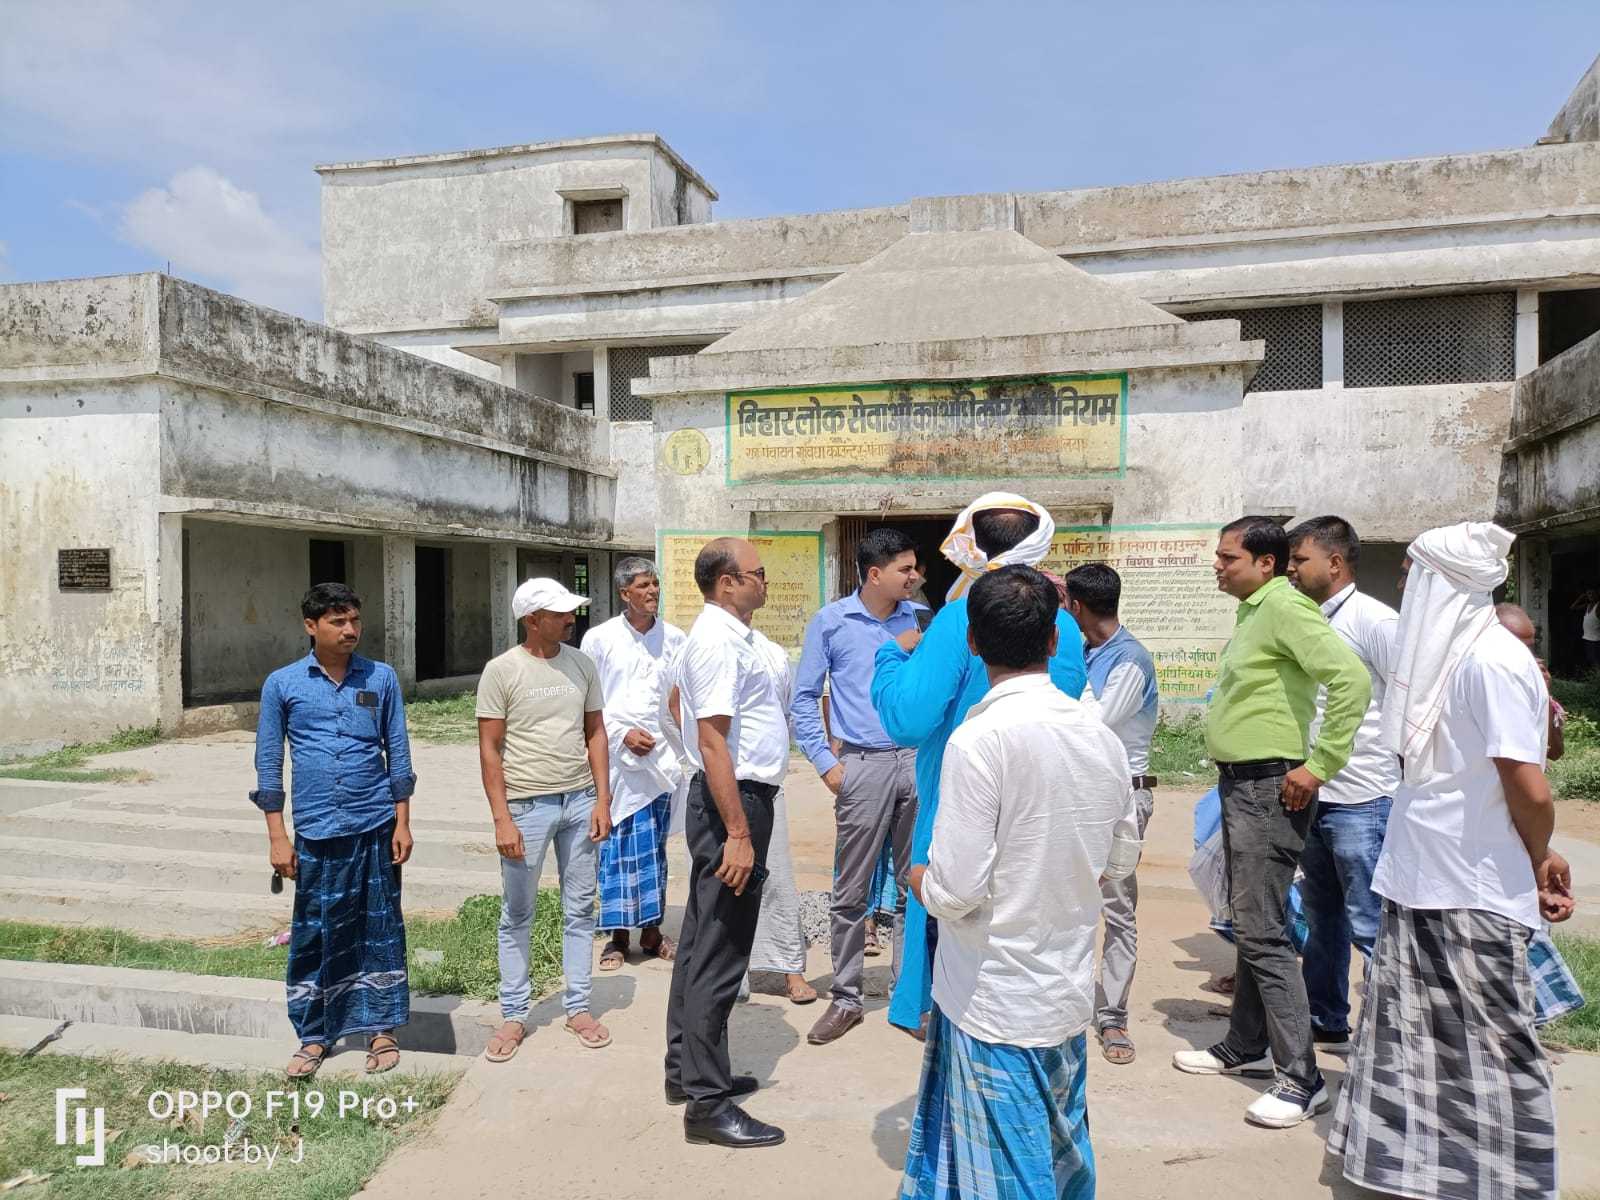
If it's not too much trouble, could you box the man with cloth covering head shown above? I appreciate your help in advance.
[871,492,1088,1038]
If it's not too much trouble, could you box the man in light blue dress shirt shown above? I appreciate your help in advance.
[792,527,925,1046]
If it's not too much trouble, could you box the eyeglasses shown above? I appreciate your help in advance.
[730,567,767,582]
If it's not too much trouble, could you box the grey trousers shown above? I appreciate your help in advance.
[830,744,918,1011]
[1094,787,1155,1030]
[1217,770,1320,1090]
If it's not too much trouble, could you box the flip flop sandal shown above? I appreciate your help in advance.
[1098,1028,1136,1065]
[641,934,677,961]
[599,942,626,971]
[485,1023,527,1063]
[564,1018,612,1049]
[786,980,818,1005]
[285,1045,326,1079]
[365,1034,401,1075]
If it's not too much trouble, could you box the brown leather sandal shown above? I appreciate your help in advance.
[285,1044,326,1079]
[365,1032,400,1074]
[485,1021,527,1063]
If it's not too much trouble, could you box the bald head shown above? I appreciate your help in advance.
[1496,602,1536,649]
[695,537,750,597]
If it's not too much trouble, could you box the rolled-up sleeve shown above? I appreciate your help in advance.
[920,737,1000,921]
[1103,784,1142,882]
[382,668,417,802]
[251,674,287,812]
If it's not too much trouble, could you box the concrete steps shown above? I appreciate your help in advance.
[0,1013,467,1077]
[0,959,500,1057]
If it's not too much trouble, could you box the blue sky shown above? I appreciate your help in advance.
[3,1,1596,319]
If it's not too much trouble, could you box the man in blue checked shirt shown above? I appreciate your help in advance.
[252,582,416,1080]
[792,527,925,1047]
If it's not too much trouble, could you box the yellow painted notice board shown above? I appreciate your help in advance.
[725,374,1125,485]
[657,531,825,655]
[1041,525,1234,704]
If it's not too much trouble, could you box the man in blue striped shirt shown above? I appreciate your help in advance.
[252,582,416,1079]
[792,527,925,1046]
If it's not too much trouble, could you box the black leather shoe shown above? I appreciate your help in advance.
[683,1103,785,1148]
[666,1074,758,1106]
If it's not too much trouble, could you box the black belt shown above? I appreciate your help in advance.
[1216,758,1303,781]
[1132,775,1158,791]
[691,772,779,802]
[838,742,907,757]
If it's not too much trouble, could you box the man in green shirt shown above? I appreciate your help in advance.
[1173,516,1370,1130]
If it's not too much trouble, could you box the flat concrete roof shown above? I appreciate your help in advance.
[313,132,718,199]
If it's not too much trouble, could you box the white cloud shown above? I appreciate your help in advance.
[119,167,321,317]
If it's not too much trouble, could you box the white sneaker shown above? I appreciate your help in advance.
[1172,1047,1275,1076]
[1245,1080,1331,1129]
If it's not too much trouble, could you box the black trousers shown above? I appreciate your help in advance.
[663,772,777,1118]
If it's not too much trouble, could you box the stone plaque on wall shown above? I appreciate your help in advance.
[58,547,112,592]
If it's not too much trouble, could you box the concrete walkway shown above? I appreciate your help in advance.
[5,733,1597,1198]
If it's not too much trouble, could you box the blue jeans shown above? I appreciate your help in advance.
[498,787,597,1021]
[1298,796,1391,1035]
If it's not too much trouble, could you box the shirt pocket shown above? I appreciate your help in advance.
[340,694,383,745]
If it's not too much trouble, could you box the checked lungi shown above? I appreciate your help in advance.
[901,1009,1095,1200]
[1330,900,1557,1200]
[286,821,408,1045]
[598,793,671,929]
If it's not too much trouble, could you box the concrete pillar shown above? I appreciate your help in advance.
[489,543,519,653]
[1322,302,1344,389]
[382,535,417,691]
[1522,535,1553,660]
[1516,289,1540,378]
[154,512,185,733]
[593,346,612,422]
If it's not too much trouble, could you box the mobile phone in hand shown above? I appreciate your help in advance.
[915,608,933,632]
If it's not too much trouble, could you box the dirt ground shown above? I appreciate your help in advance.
[346,765,1600,1200]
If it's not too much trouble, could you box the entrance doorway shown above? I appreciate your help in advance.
[838,515,959,610]
[416,546,449,680]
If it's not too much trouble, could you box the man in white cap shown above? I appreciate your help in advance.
[1330,522,1574,1200]
[477,577,613,1062]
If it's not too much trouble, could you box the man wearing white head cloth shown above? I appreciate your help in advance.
[1330,522,1574,1200]
[870,493,1088,1037]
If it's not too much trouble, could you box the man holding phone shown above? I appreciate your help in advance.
[791,528,925,1046]
[664,537,791,1148]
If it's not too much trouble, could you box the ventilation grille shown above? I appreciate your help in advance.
[1344,293,1515,388]
[1190,305,1322,393]
[607,344,708,422]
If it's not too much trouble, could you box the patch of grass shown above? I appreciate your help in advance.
[1540,932,1600,1054]
[0,726,162,784]
[1552,676,1600,804]
[0,892,562,1004]
[404,694,476,745]
[1150,714,1210,783]
[0,1048,458,1199]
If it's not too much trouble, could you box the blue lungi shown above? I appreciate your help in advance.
[901,1009,1095,1200]
[286,821,408,1044]
[598,793,671,929]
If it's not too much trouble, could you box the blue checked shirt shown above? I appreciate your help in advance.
[251,653,416,841]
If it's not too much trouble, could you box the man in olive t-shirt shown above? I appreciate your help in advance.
[477,578,613,1060]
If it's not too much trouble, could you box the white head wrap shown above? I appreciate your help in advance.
[1379,521,1515,782]
[940,492,1056,601]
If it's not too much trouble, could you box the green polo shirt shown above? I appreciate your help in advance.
[1204,576,1371,782]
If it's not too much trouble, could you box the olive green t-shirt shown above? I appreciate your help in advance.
[475,645,603,798]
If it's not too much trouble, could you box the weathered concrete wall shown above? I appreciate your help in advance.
[183,520,311,702]
[610,421,659,549]
[1548,55,1600,144]
[1499,328,1600,530]
[0,382,164,750]
[320,136,715,334]
[445,542,493,675]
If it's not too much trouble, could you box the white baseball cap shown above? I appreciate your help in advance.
[512,578,589,618]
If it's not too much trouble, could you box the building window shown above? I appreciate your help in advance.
[607,344,709,422]
[1344,292,1515,388]
[573,371,595,413]
[1539,287,1600,364]
[573,198,623,235]
[1187,305,1322,394]
[308,538,347,585]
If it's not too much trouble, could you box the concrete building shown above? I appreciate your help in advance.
[9,62,1600,750]
[316,59,1600,696]
[0,275,621,752]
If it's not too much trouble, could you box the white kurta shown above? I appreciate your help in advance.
[579,614,687,826]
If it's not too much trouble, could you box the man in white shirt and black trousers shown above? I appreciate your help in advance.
[902,565,1141,1199]
[663,536,791,1149]
[1284,516,1400,1053]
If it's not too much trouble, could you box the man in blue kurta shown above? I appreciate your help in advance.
[872,494,1087,1036]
